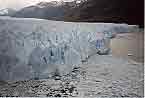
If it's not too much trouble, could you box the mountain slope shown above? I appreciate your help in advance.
[0,8,16,16]
[12,1,77,20]
[65,0,144,26]
[12,0,144,26]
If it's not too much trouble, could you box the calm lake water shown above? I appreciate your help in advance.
[111,32,144,63]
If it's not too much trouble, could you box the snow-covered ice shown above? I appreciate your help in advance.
[0,16,140,80]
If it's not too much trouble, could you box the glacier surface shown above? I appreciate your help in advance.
[0,16,139,80]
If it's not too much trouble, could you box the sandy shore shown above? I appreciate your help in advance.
[111,32,144,63]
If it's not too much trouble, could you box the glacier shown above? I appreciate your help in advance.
[0,16,139,80]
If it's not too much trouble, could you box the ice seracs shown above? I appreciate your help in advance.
[0,17,140,80]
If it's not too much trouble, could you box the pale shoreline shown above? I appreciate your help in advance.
[111,32,144,63]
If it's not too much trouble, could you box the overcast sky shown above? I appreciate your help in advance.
[0,0,73,10]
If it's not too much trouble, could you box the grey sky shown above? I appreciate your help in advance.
[0,0,73,10]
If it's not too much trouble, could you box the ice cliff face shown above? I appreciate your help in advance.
[0,17,139,80]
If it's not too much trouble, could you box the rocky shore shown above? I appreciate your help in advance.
[0,56,143,97]
[0,66,84,97]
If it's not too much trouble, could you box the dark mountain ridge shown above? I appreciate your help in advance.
[65,0,144,27]
[12,1,80,20]
[11,0,144,26]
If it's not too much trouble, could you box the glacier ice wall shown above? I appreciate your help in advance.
[0,17,139,80]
